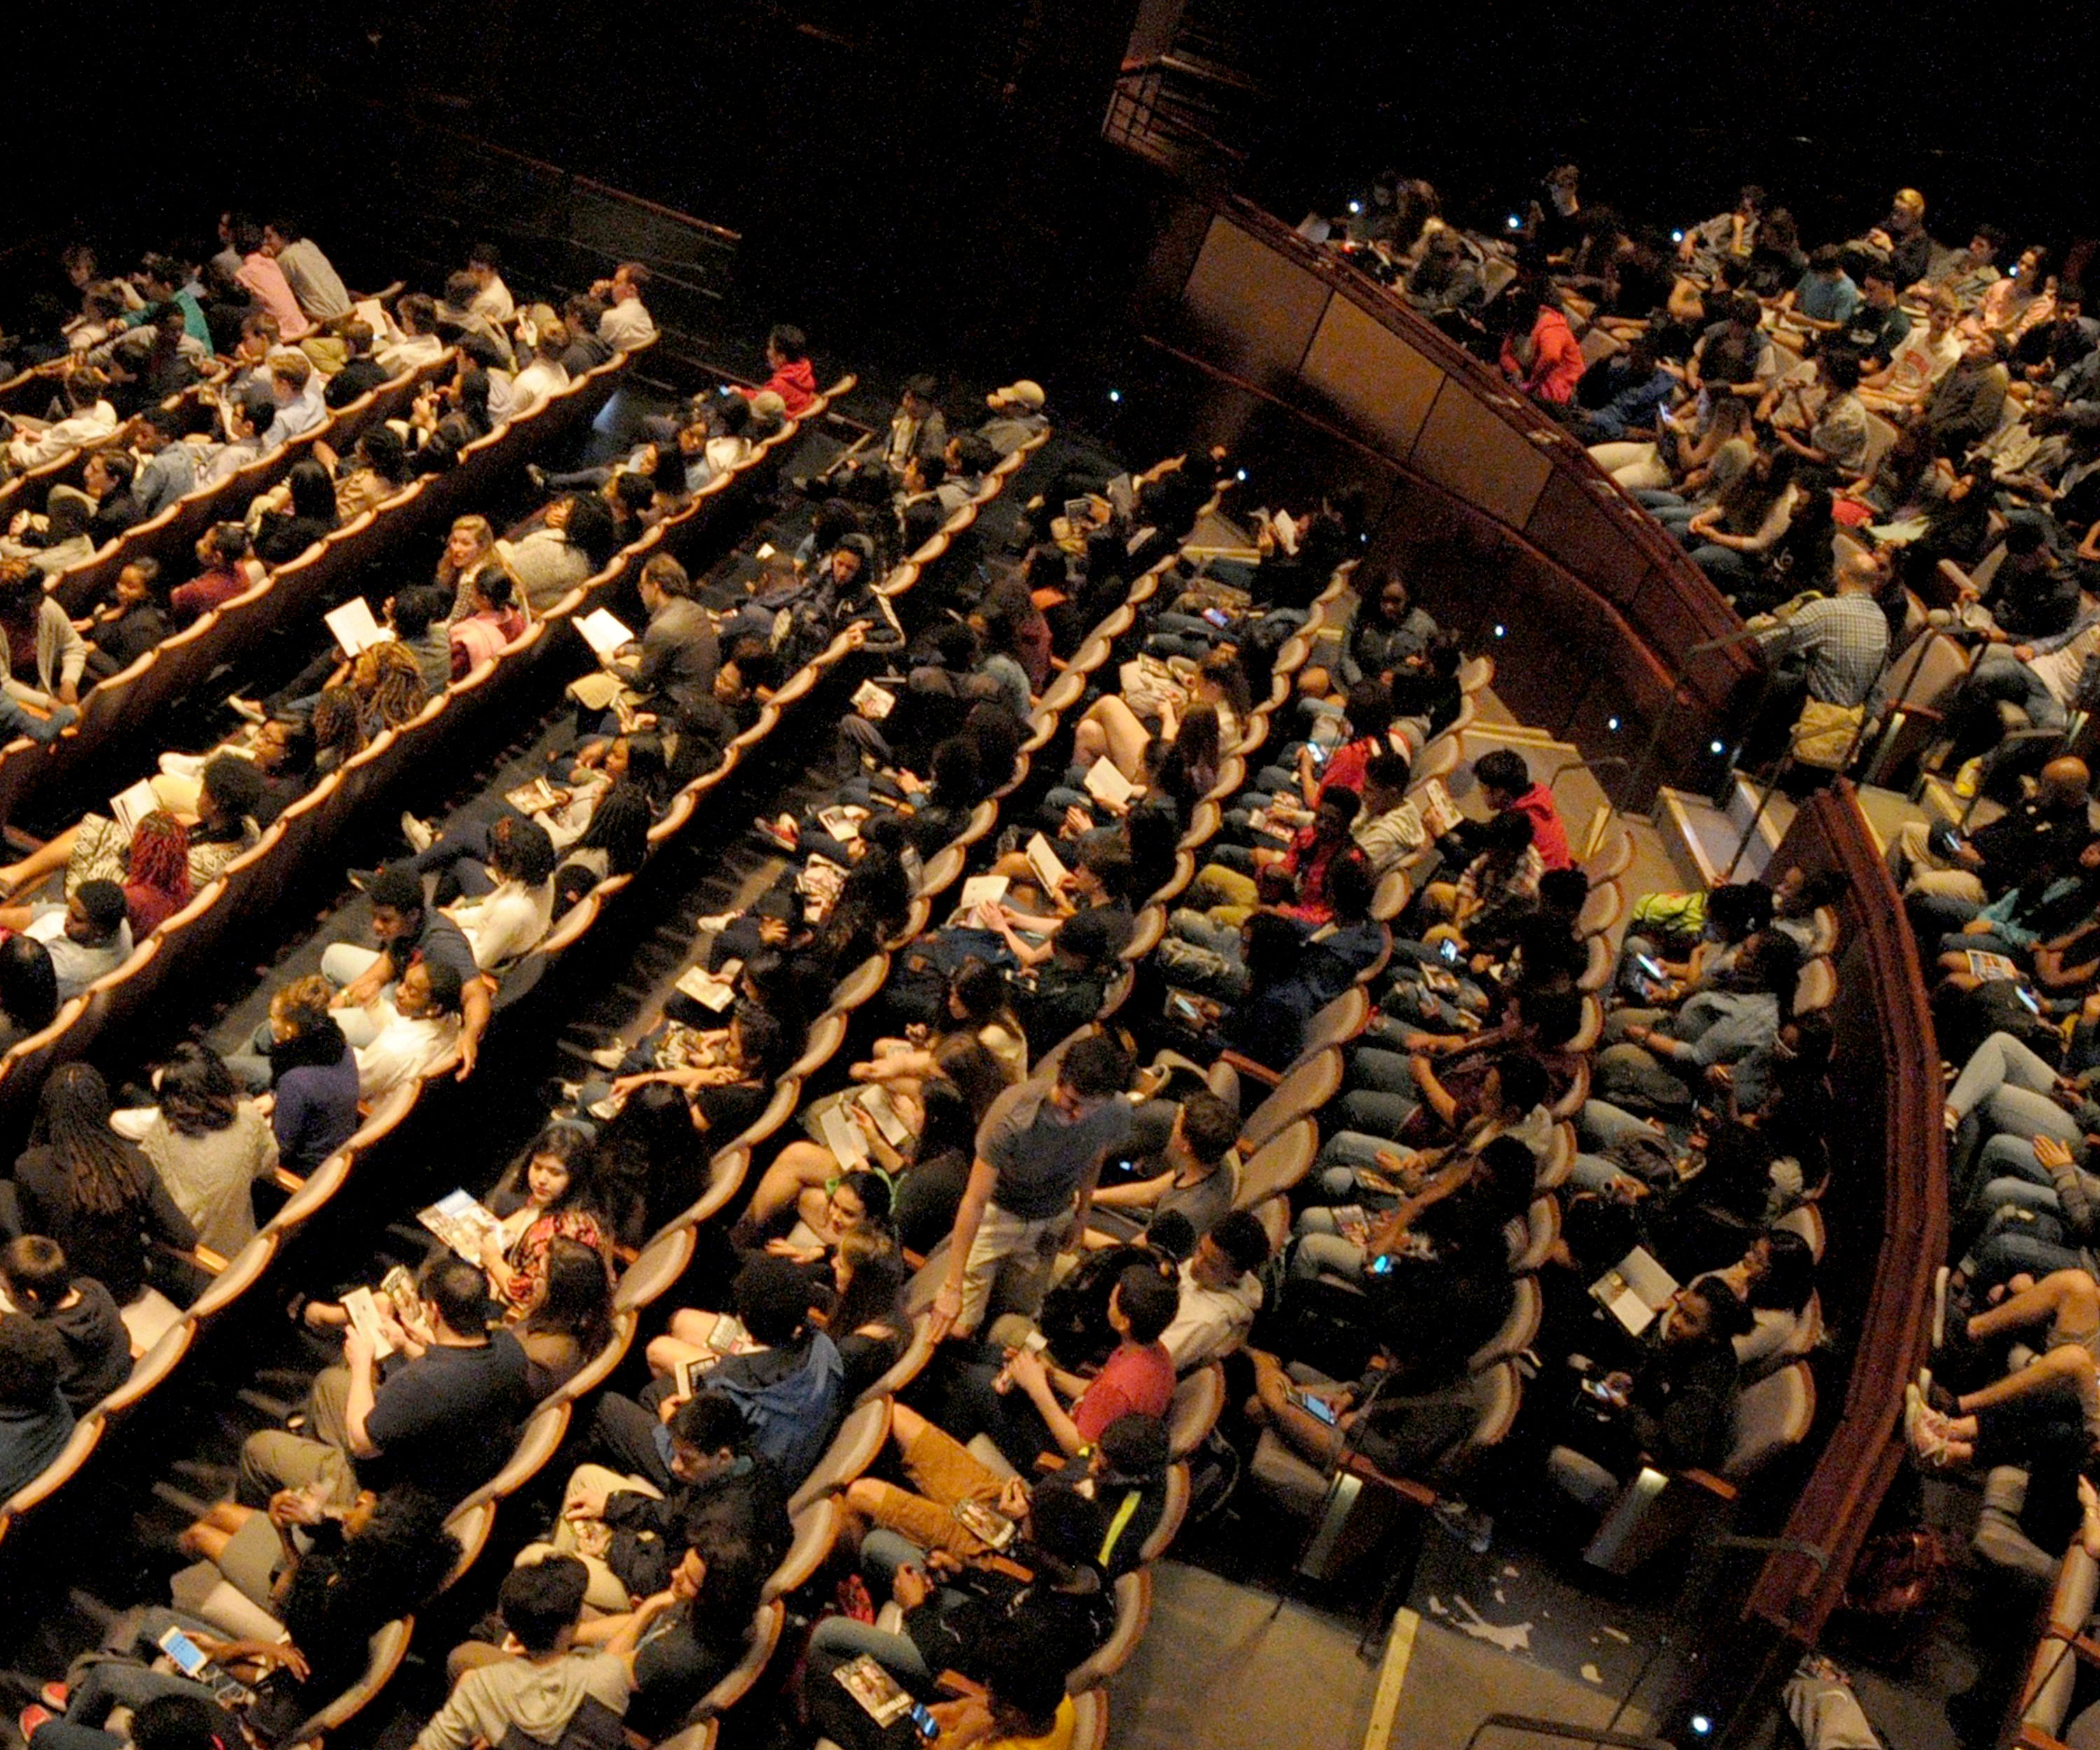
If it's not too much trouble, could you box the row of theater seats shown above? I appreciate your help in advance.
[644,480,1256,1750]
[218,414,1070,1750]
[0,378,215,530]
[0,351,849,1547]
[1004,564,1844,1590]
[1,391,1061,1747]
[0,340,662,1133]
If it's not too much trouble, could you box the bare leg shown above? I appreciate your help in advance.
[1966,1268,2100,1346]
[1071,710,1110,768]
[743,1141,841,1229]
[1086,695,1153,779]
[176,1501,256,1562]
[1954,1345,2100,1427]
[0,824,80,899]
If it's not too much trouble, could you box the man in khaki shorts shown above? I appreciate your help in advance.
[930,1035,1134,1340]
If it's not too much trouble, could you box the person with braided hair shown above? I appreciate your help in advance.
[2,1063,195,1303]
[120,810,192,936]
[346,638,430,738]
[0,754,264,901]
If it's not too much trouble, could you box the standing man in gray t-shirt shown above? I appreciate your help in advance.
[931,1035,1134,1339]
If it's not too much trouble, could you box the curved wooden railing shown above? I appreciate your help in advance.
[1142,195,1760,803]
[1690,780,1946,1741]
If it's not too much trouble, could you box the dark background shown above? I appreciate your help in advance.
[4,1,2096,397]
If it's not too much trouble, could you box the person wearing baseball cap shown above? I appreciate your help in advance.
[979,380,1047,455]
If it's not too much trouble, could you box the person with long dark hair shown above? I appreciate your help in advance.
[517,1235,617,1396]
[7,1063,196,1303]
[252,458,340,566]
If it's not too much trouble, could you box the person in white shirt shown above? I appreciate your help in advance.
[592,262,657,351]
[6,374,117,473]
[0,881,132,1000]
[1158,1214,1269,1371]
[354,958,465,1096]
[201,393,270,486]
[508,325,572,419]
[442,816,557,972]
[1860,288,1963,416]
[262,220,352,323]
[374,294,447,377]
[110,1042,280,1256]
[1349,752,1427,877]
[465,243,514,325]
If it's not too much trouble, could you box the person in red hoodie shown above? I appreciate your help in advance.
[1471,747,1573,872]
[737,323,817,416]
[1497,284,1583,405]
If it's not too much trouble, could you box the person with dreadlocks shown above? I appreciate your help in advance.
[0,755,264,901]
[344,640,429,740]
[311,687,366,774]
[4,1064,195,1304]
[120,811,192,936]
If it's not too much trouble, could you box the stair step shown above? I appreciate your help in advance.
[150,1480,220,1523]
[234,1388,299,1422]
[1656,785,1784,888]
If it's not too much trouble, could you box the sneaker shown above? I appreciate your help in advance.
[225,694,267,726]
[20,1705,53,1741]
[1904,1383,1954,1467]
[1431,1497,1493,1553]
[38,1684,66,1710]
[1952,757,1984,799]
[752,815,799,851]
[526,463,549,496]
[587,1045,628,1070]
[399,811,435,853]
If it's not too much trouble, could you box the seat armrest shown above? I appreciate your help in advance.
[272,1168,305,1196]
[1676,1467,1740,1502]
[159,1241,229,1275]
[1336,1451,1438,1509]
[1218,1049,1281,1088]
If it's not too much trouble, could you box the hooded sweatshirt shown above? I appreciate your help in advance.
[413,1647,632,1750]
[745,355,817,416]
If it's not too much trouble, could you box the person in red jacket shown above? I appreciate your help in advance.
[1473,746,1574,872]
[1498,284,1584,405]
[737,323,817,416]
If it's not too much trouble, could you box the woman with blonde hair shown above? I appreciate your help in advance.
[435,514,497,620]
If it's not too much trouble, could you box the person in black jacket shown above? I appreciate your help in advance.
[323,322,391,409]
[1570,1278,1752,1476]
[251,460,340,566]
[0,1235,129,1410]
[542,1394,790,1611]
[84,557,173,679]
[804,1485,1115,1702]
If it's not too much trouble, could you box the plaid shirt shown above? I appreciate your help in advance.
[1455,846,1544,925]
[1758,594,1888,707]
